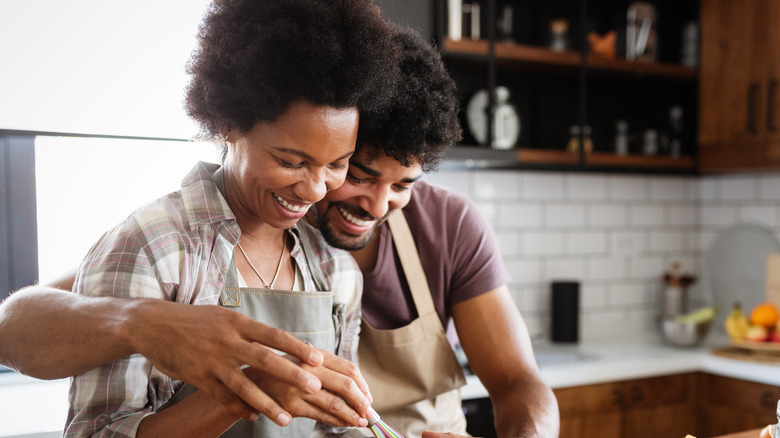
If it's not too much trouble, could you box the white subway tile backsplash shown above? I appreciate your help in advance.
[699,205,738,227]
[505,259,544,284]
[545,203,586,228]
[474,201,498,227]
[719,175,757,200]
[586,257,626,281]
[628,256,666,280]
[497,203,543,228]
[611,231,646,255]
[758,174,780,200]
[650,177,695,201]
[522,172,565,200]
[566,231,608,255]
[472,171,519,200]
[494,230,520,256]
[426,171,471,196]
[523,232,564,255]
[588,204,628,227]
[737,206,778,228]
[629,205,665,226]
[610,175,649,200]
[431,167,780,342]
[580,283,609,308]
[568,174,608,200]
[698,177,717,200]
[648,231,690,252]
[544,258,586,280]
[666,205,697,226]
[609,283,648,307]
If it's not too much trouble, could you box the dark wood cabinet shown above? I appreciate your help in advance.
[464,372,779,437]
[555,373,697,438]
[698,0,780,172]
[698,374,780,437]
[434,0,699,173]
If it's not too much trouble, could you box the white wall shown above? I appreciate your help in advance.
[426,170,780,342]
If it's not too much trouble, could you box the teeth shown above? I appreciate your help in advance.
[274,194,309,213]
[338,207,373,226]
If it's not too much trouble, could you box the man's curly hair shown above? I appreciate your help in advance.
[185,0,400,140]
[355,26,462,173]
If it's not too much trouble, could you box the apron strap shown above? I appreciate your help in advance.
[387,210,437,318]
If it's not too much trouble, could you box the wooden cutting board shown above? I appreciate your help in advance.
[711,345,780,364]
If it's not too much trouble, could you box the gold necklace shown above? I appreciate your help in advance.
[236,229,287,289]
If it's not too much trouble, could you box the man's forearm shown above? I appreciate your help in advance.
[492,376,560,438]
[0,287,136,379]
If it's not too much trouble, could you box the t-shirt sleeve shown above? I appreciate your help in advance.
[447,195,511,306]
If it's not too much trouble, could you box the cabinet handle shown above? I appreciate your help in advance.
[768,79,778,132]
[748,82,760,134]
[629,385,644,404]
[760,389,775,410]
[612,388,624,406]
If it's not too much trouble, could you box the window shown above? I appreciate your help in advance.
[34,136,218,284]
[0,0,215,297]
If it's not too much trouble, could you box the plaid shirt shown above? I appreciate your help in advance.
[65,162,362,437]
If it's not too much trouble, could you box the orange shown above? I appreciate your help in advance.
[751,302,780,328]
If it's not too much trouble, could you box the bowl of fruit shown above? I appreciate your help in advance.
[726,301,780,351]
[661,306,717,347]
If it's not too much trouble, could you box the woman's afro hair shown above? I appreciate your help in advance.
[185,0,400,140]
[355,26,462,173]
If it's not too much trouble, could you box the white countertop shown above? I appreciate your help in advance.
[460,334,780,400]
[2,334,780,437]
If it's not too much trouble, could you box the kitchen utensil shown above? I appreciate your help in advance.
[368,413,406,438]
[661,317,711,347]
[466,87,520,149]
[704,224,780,334]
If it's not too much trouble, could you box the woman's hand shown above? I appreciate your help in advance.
[126,300,327,423]
[244,350,373,427]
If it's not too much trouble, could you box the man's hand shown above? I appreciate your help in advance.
[244,350,374,427]
[125,299,330,422]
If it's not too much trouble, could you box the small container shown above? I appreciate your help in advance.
[614,120,629,155]
[567,125,593,153]
[642,128,658,155]
[549,19,569,52]
[660,262,696,318]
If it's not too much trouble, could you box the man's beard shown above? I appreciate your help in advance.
[312,202,387,251]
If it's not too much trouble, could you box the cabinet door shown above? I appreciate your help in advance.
[765,0,780,159]
[699,374,779,437]
[622,374,697,438]
[699,0,770,170]
[555,382,623,438]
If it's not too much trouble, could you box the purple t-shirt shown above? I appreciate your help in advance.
[361,180,511,336]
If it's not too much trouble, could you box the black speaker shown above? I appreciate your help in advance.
[551,281,579,343]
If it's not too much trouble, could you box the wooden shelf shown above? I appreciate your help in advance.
[587,56,698,79]
[445,146,696,172]
[517,148,580,164]
[586,152,696,170]
[442,37,697,79]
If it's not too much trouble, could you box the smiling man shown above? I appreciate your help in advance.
[307,27,559,438]
[0,24,558,438]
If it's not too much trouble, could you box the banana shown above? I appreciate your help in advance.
[725,301,750,340]
[675,306,718,324]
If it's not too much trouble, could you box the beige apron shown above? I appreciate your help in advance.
[160,248,341,438]
[358,211,467,438]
